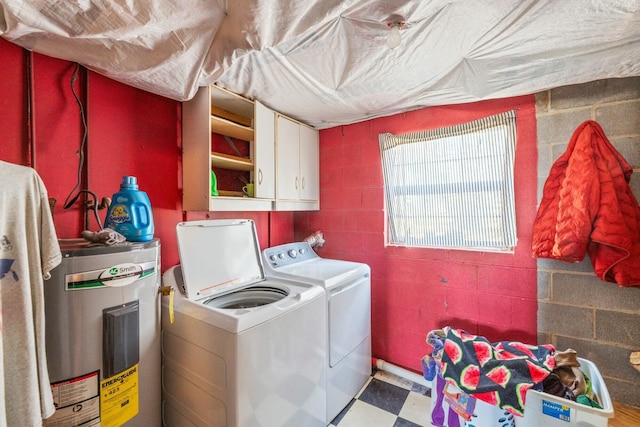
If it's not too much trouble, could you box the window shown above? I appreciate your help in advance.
[379,110,517,252]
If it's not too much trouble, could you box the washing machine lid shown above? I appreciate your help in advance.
[176,219,265,301]
[262,242,370,289]
[266,259,369,288]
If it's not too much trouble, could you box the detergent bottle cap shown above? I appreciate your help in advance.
[120,176,139,190]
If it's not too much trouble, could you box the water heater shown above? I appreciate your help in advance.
[44,239,161,427]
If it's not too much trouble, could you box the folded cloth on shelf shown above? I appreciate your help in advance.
[430,327,556,417]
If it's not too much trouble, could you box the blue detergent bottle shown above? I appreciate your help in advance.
[105,176,154,242]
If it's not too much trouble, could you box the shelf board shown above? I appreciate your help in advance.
[211,152,253,171]
[274,199,320,211]
[208,196,273,211]
[210,85,254,118]
[211,115,254,141]
[217,190,245,197]
[211,106,252,127]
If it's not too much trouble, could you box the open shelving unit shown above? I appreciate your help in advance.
[182,85,272,211]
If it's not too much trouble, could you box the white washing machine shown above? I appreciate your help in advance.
[160,220,327,427]
[262,242,371,423]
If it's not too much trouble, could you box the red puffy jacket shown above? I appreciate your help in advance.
[532,120,640,286]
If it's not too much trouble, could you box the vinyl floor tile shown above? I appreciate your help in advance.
[331,367,632,427]
[398,389,431,426]
[332,400,399,427]
[358,378,410,415]
[331,370,431,427]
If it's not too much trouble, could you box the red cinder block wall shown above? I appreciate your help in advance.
[0,39,291,270]
[3,38,538,376]
[0,41,185,269]
[296,96,538,374]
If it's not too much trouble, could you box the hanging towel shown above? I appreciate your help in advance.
[0,161,61,427]
[432,327,555,417]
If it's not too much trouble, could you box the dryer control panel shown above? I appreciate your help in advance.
[263,242,318,268]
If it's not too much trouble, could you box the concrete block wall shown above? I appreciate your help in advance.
[535,77,640,407]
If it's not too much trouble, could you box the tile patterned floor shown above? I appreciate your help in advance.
[329,368,632,427]
[329,369,432,427]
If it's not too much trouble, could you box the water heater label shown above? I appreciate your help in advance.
[65,261,156,290]
[98,263,144,287]
[45,371,100,427]
[100,364,139,427]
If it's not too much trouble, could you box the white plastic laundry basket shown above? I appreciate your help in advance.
[518,358,614,427]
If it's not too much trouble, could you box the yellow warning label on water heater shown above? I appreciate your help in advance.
[100,365,139,427]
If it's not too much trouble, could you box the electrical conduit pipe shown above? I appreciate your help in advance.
[372,358,432,389]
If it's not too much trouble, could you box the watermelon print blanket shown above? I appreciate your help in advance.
[434,327,556,417]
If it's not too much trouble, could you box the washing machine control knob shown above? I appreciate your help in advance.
[278,253,285,259]
[270,254,278,261]
[299,248,306,255]
[288,249,298,258]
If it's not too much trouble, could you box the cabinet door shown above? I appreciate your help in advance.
[254,101,275,199]
[299,124,319,201]
[276,115,300,200]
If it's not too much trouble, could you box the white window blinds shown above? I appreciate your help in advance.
[379,110,517,252]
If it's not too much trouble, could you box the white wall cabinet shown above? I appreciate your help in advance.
[275,115,319,211]
[299,123,320,203]
[182,85,318,212]
[254,102,276,200]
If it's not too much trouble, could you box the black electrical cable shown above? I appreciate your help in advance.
[63,189,103,230]
[63,64,93,223]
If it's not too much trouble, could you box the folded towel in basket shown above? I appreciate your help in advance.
[430,326,556,417]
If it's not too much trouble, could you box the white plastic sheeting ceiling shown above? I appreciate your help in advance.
[1,0,640,129]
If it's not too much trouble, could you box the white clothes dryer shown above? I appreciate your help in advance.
[160,220,327,427]
[262,242,371,423]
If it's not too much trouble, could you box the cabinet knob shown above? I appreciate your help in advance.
[258,169,263,184]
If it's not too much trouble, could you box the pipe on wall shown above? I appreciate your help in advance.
[26,49,36,169]
[372,357,432,389]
